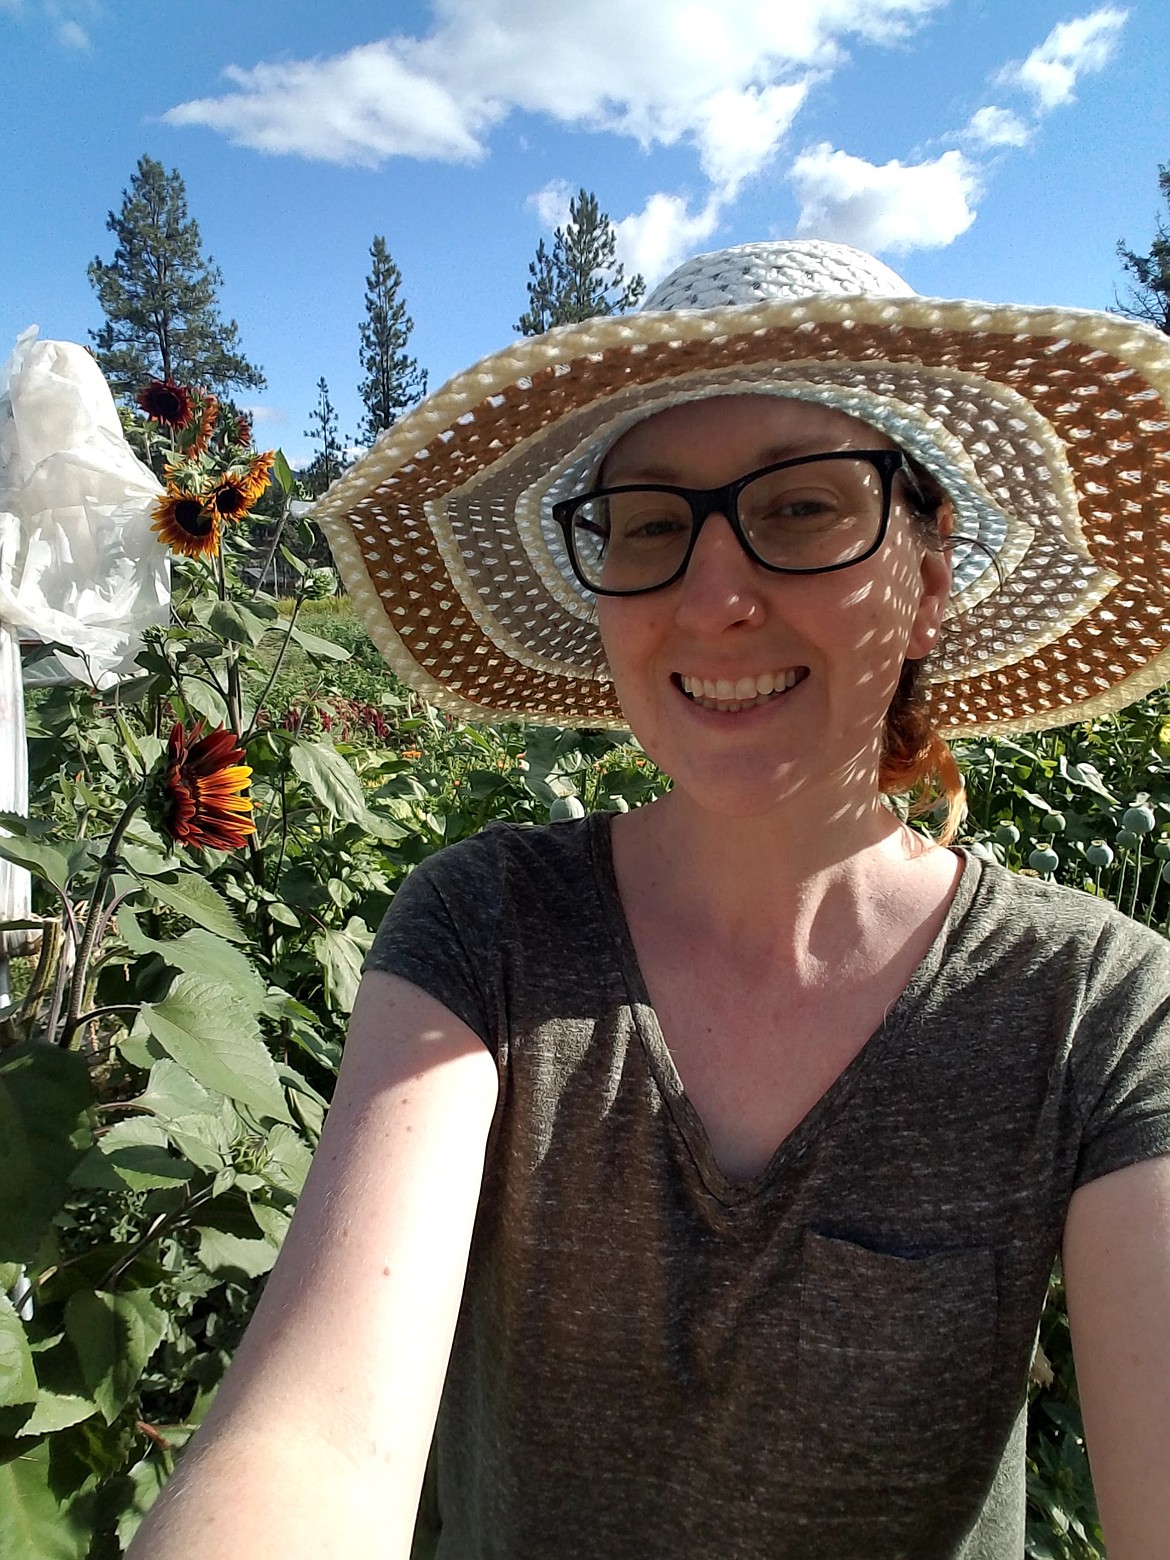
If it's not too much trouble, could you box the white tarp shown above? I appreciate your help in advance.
[0,329,169,945]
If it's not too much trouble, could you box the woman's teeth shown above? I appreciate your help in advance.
[679,669,804,711]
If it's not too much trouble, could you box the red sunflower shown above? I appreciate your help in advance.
[150,486,220,559]
[137,379,195,430]
[162,723,256,851]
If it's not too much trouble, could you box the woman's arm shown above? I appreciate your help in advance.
[1063,1153,1170,1560]
[128,969,499,1560]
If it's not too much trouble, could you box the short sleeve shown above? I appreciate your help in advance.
[1071,916,1170,1188]
[362,832,505,1058]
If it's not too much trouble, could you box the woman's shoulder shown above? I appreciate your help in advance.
[955,846,1170,982]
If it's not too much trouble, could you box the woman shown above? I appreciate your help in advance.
[131,241,1170,1559]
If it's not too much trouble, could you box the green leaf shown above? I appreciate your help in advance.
[64,1289,168,1425]
[140,975,291,1123]
[272,450,295,495]
[289,740,370,822]
[0,1046,92,1264]
[0,1439,91,1559]
[119,910,266,1008]
[206,600,271,647]
[137,871,246,942]
[136,1057,221,1123]
[312,917,373,1013]
[115,1454,168,1549]
[120,843,182,877]
[17,1390,96,1436]
[0,836,89,896]
[288,624,351,661]
[196,1226,281,1279]
[70,1118,195,1193]
[0,1296,37,1408]
[178,677,229,727]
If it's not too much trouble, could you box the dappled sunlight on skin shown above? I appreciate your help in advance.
[595,393,954,956]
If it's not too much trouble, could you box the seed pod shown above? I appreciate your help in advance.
[549,795,586,821]
[1085,841,1114,868]
[1028,845,1059,876]
[1115,828,1141,851]
[1122,805,1156,836]
[1039,812,1067,835]
[994,822,1021,846]
[1154,840,1170,861]
[607,795,630,813]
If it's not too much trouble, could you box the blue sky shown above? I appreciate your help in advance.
[2,0,1167,468]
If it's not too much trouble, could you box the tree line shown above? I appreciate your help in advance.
[88,153,1170,498]
[87,160,646,496]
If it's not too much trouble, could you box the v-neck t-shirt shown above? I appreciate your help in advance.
[363,813,1170,1559]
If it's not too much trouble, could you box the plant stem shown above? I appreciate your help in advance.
[60,794,143,1047]
[244,593,304,744]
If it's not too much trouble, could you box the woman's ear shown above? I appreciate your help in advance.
[907,500,953,659]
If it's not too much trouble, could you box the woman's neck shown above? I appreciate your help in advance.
[612,785,951,975]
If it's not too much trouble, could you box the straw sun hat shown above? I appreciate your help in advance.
[316,239,1170,737]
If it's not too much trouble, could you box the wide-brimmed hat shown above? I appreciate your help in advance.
[316,239,1170,737]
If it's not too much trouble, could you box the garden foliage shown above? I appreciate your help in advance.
[4,425,1170,1553]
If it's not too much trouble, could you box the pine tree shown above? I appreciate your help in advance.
[356,237,428,445]
[1116,165,1170,335]
[300,377,343,498]
[516,188,646,336]
[88,155,265,397]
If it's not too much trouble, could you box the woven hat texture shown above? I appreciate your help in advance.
[316,239,1170,737]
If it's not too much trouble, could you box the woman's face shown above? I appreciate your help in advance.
[594,395,951,823]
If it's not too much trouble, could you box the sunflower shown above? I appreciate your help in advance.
[137,379,194,430]
[162,722,256,851]
[187,393,220,459]
[243,450,276,502]
[150,485,220,559]
[209,472,254,521]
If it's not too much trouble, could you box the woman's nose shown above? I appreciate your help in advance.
[671,510,767,633]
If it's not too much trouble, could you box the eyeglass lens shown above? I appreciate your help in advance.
[567,456,889,593]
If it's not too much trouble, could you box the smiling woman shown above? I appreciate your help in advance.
[129,241,1170,1560]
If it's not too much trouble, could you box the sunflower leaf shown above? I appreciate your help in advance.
[140,975,291,1122]
[136,871,246,943]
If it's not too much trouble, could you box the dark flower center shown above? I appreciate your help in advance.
[214,484,249,517]
[174,498,215,537]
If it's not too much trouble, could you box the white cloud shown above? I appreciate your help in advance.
[692,82,812,196]
[959,105,1030,149]
[57,19,89,48]
[614,193,725,286]
[163,0,942,191]
[790,143,980,253]
[243,404,287,427]
[999,7,1127,112]
[164,43,490,166]
[527,180,574,234]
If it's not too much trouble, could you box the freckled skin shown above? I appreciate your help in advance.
[595,395,950,827]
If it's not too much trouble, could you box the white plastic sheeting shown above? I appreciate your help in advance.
[0,329,169,944]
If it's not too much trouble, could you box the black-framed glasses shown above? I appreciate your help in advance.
[553,449,908,597]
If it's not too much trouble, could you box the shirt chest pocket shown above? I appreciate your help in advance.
[795,1230,998,1490]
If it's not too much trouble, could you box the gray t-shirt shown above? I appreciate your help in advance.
[364,813,1170,1559]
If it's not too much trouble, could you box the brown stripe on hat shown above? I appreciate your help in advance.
[333,313,1170,733]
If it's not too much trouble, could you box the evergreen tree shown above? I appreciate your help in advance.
[88,155,265,397]
[356,237,428,445]
[516,188,646,336]
[300,377,343,498]
[1116,164,1170,335]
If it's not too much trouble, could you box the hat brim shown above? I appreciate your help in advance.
[317,292,1170,737]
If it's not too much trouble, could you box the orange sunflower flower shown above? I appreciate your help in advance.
[187,393,220,459]
[162,723,256,851]
[137,378,195,430]
[150,486,220,559]
[242,450,276,502]
[209,472,255,522]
